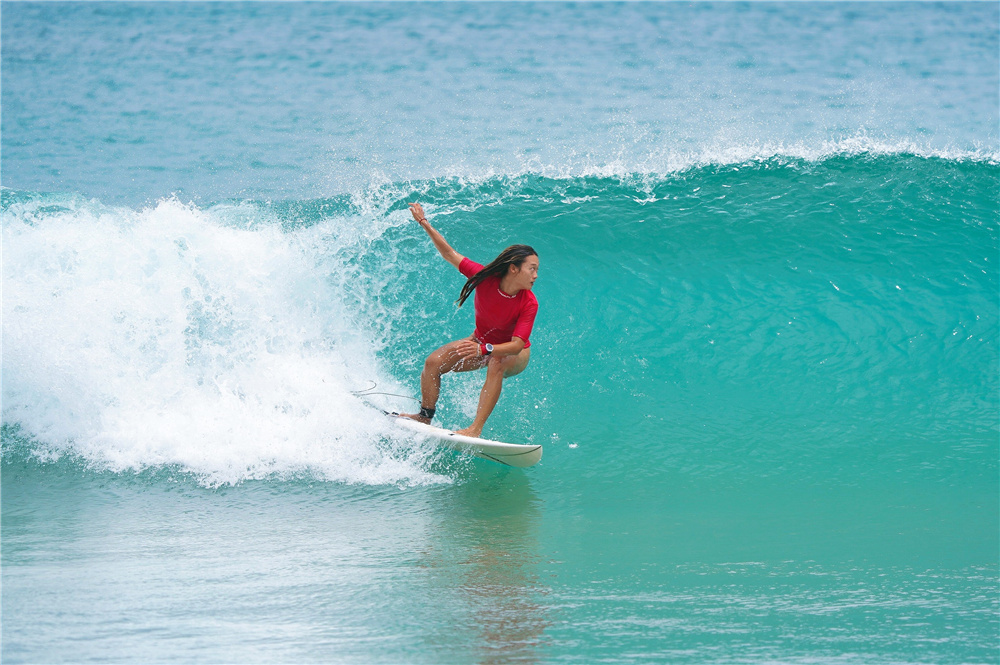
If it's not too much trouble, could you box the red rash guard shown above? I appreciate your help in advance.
[459,258,538,349]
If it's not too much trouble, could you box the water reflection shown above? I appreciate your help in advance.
[422,465,549,663]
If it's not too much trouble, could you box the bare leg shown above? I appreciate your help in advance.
[401,337,486,424]
[455,348,530,438]
[455,361,505,437]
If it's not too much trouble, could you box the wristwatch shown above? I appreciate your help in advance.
[481,343,494,356]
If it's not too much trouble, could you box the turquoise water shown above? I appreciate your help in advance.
[3,3,998,663]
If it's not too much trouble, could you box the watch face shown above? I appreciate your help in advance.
[486,344,494,353]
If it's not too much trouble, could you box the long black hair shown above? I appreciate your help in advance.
[457,244,537,307]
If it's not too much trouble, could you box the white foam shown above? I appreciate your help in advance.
[3,196,448,487]
[392,133,998,191]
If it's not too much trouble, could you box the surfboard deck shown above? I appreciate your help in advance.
[386,413,542,468]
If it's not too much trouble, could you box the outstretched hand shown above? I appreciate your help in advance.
[409,201,464,269]
[409,202,428,225]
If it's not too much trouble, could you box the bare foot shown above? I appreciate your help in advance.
[454,425,483,438]
[399,412,432,425]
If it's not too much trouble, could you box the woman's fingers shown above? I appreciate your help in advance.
[408,202,426,221]
[454,339,479,359]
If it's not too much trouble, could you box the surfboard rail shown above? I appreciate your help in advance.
[387,413,542,468]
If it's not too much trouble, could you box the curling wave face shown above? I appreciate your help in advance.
[3,152,997,488]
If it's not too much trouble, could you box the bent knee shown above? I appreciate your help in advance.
[495,353,529,378]
[423,351,449,373]
[486,356,507,374]
[503,363,528,378]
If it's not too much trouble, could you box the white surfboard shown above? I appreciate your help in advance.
[388,414,542,468]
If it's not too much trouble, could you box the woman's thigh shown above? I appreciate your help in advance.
[496,347,531,378]
[427,336,488,374]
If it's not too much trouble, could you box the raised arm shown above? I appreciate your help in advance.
[409,203,464,269]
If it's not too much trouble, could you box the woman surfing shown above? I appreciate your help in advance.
[401,202,539,438]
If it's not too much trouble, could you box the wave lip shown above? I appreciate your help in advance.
[522,135,1000,182]
[347,134,999,202]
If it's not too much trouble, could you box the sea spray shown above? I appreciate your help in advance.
[2,191,447,486]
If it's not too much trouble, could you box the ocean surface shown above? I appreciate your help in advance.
[3,2,998,663]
